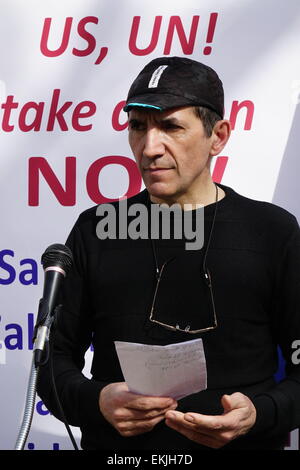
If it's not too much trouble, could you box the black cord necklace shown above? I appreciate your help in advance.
[149,183,219,280]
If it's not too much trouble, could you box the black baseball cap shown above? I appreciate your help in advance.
[124,56,224,118]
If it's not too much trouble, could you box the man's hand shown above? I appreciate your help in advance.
[99,382,178,437]
[165,392,256,448]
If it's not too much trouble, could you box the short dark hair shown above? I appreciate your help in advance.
[193,106,222,137]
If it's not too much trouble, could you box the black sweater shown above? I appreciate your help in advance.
[37,184,300,450]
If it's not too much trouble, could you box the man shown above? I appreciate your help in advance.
[37,56,300,450]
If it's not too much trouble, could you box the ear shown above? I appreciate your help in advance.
[209,120,231,157]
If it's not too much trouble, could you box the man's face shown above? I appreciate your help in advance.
[128,106,215,205]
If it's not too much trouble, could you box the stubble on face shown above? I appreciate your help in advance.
[128,106,215,207]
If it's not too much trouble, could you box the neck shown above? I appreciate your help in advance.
[149,179,226,210]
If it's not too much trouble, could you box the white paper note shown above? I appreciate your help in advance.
[114,338,207,400]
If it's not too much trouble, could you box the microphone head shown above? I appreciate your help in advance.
[41,244,73,274]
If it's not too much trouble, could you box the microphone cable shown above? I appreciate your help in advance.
[47,329,79,451]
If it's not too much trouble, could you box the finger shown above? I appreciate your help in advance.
[222,393,248,412]
[165,411,216,440]
[127,395,177,412]
[165,409,235,433]
[165,411,235,446]
[115,402,178,421]
[165,417,223,449]
[187,409,245,431]
[165,410,222,430]
[117,414,165,437]
[221,394,233,413]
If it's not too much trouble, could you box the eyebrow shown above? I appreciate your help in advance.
[160,117,181,125]
[128,116,183,126]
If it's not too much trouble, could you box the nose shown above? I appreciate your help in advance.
[142,127,165,160]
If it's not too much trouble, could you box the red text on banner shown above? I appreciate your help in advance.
[0,90,96,132]
[129,13,218,56]
[28,155,228,206]
[112,100,255,131]
[40,16,108,65]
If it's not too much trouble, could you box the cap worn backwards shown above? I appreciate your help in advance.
[124,56,224,118]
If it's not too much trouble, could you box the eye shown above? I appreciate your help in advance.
[128,119,145,131]
[161,121,182,131]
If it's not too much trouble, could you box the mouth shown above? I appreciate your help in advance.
[145,167,173,173]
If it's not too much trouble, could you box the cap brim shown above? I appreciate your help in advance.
[124,102,162,112]
[123,93,196,113]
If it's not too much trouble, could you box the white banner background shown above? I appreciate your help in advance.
[0,0,300,450]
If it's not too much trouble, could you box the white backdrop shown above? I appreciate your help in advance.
[1,0,300,450]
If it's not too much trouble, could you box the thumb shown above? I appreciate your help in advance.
[221,394,234,414]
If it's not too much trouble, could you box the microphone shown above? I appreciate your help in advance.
[33,244,73,365]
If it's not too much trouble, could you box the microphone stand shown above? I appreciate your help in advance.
[14,243,76,451]
[14,305,55,450]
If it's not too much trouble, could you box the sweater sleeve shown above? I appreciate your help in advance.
[37,215,109,428]
[248,215,300,437]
